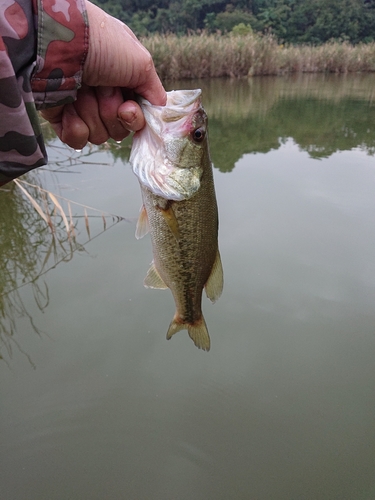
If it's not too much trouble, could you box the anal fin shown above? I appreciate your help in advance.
[144,262,168,289]
[205,250,224,303]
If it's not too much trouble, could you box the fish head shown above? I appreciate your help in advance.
[130,89,210,201]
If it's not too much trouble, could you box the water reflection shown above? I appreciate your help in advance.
[82,74,375,173]
[2,73,375,363]
[0,174,125,364]
[169,74,375,170]
[1,75,375,499]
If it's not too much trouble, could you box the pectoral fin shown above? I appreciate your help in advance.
[158,204,180,242]
[205,250,224,303]
[135,205,149,239]
[144,262,168,289]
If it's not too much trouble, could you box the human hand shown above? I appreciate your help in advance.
[41,1,166,150]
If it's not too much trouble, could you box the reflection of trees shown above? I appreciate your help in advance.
[53,74,374,174]
[209,92,375,171]
[167,74,375,172]
[276,96,375,158]
[0,173,125,366]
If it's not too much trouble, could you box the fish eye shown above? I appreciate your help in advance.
[192,128,205,143]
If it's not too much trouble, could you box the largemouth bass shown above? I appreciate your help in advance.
[130,89,223,351]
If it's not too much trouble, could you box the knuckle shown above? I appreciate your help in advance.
[141,49,154,73]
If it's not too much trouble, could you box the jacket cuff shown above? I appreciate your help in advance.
[31,0,89,109]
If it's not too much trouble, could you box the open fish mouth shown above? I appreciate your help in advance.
[143,89,202,118]
[166,89,202,106]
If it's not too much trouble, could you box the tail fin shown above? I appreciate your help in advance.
[167,315,211,352]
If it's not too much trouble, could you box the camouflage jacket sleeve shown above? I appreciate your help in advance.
[0,0,89,186]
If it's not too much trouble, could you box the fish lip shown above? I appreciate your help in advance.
[139,89,202,111]
[140,90,203,130]
[136,91,204,143]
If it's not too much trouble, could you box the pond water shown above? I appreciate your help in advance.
[1,74,375,499]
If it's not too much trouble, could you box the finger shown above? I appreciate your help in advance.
[96,87,131,141]
[118,100,145,132]
[61,104,90,150]
[74,85,109,145]
[40,106,64,137]
[40,104,89,150]
[123,43,166,106]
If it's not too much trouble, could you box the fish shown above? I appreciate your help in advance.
[130,89,223,351]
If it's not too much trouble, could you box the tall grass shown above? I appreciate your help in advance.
[142,33,375,80]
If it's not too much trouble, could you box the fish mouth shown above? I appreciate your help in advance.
[165,89,202,108]
[139,89,202,111]
[140,89,203,128]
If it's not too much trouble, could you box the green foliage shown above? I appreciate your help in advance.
[231,22,253,35]
[90,0,375,43]
[206,8,256,32]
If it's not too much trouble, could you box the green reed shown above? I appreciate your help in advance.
[141,33,375,80]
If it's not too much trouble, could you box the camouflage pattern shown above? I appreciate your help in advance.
[0,0,89,186]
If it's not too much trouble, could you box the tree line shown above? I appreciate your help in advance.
[91,0,375,44]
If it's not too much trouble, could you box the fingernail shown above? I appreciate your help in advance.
[119,110,136,126]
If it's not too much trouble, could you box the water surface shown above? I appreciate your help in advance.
[1,74,375,500]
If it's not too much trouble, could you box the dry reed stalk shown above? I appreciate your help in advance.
[142,33,375,80]
[84,208,90,239]
[13,179,50,226]
[13,179,126,239]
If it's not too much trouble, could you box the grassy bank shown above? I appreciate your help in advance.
[142,33,375,80]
